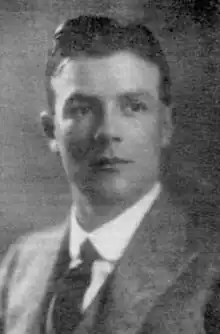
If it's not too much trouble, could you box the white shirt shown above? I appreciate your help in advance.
[69,182,161,311]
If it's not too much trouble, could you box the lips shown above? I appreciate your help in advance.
[90,156,132,168]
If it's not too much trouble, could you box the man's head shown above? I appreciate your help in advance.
[41,15,173,206]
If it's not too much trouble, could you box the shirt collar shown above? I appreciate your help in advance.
[69,182,161,262]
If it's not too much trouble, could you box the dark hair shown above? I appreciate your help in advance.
[45,15,171,114]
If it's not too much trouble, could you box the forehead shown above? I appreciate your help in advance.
[51,51,160,103]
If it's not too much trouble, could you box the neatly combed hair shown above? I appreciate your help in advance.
[45,15,171,114]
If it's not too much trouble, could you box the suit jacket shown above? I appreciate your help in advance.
[0,190,220,334]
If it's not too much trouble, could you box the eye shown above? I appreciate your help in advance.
[123,100,149,115]
[74,106,91,116]
[64,96,97,120]
[68,104,92,119]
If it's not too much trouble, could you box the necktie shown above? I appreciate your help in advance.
[50,239,101,334]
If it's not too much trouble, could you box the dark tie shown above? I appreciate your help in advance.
[49,239,101,334]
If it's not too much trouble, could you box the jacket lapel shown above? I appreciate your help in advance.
[90,191,199,334]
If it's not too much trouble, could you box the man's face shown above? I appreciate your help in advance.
[48,51,171,204]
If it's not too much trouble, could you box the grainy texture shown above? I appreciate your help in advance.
[0,0,219,258]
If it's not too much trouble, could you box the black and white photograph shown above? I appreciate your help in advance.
[0,1,219,333]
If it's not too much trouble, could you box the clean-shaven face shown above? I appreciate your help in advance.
[51,51,170,204]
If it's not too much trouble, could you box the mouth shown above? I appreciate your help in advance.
[89,157,133,170]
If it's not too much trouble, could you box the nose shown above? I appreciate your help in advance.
[95,101,122,142]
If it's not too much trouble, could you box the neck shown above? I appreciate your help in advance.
[71,183,159,232]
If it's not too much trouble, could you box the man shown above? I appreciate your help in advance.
[0,15,219,334]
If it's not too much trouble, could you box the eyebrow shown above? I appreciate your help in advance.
[67,93,101,103]
[69,91,155,102]
[121,91,154,100]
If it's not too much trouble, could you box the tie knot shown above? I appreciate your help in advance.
[79,239,101,266]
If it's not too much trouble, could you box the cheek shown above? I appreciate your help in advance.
[56,118,95,162]
[128,117,161,148]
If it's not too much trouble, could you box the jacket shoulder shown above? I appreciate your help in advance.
[17,223,67,258]
[11,223,67,277]
[0,224,67,307]
[0,223,67,333]
[151,189,191,231]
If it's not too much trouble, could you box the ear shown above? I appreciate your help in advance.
[160,104,173,147]
[40,110,58,153]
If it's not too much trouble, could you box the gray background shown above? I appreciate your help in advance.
[0,0,219,258]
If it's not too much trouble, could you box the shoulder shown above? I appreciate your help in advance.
[17,223,67,257]
[0,223,68,327]
[153,188,190,227]
[0,223,67,290]
[11,223,67,273]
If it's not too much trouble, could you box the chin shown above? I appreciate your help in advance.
[87,177,132,203]
[99,176,128,191]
